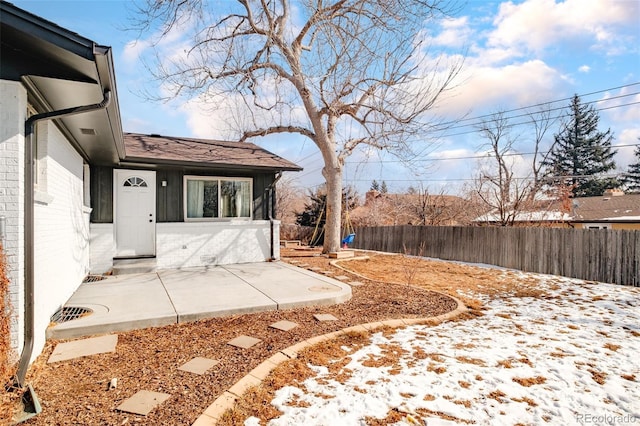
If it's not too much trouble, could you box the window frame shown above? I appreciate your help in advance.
[183,175,253,221]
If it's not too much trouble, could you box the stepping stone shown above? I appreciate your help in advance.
[320,270,333,275]
[334,275,350,281]
[228,335,262,349]
[314,313,339,322]
[289,260,301,264]
[348,281,364,287]
[116,390,171,415]
[298,263,309,267]
[269,320,299,331]
[178,357,220,375]
[310,266,322,271]
[48,335,118,363]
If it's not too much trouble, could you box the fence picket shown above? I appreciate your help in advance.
[353,226,639,286]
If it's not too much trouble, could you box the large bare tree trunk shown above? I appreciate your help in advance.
[322,162,343,254]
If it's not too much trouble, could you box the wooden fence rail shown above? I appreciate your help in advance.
[353,226,640,286]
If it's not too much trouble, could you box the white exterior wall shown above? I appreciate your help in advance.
[0,80,26,358]
[89,223,115,274]
[32,120,90,361]
[156,220,279,268]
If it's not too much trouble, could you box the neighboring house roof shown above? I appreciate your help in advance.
[571,193,640,222]
[475,211,572,223]
[123,133,303,172]
[473,192,640,224]
[1,1,124,165]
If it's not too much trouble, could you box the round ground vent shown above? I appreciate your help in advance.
[83,275,107,283]
[50,306,93,323]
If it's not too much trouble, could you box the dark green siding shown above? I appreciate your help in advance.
[90,166,113,223]
[90,166,275,223]
[156,169,183,222]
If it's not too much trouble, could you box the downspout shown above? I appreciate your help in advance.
[267,172,283,261]
[15,90,111,387]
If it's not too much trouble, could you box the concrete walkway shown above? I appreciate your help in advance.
[47,262,352,340]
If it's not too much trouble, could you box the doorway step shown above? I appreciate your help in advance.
[112,258,157,275]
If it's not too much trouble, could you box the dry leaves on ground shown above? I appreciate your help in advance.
[12,249,462,425]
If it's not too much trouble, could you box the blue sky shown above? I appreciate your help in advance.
[11,0,640,195]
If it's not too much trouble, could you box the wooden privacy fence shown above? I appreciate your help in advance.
[353,226,640,286]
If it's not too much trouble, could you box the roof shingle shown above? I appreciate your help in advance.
[123,133,302,172]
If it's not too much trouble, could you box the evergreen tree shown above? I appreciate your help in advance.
[543,94,618,197]
[370,180,380,191]
[381,180,389,194]
[623,143,640,193]
[296,186,358,246]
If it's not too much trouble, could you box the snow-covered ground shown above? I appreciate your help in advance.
[247,274,640,425]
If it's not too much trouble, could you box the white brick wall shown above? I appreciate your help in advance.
[89,223,114,274]
[32,121,90,360]
[156,220,279,268]
[0,80,26,358]
[1,81,90,363]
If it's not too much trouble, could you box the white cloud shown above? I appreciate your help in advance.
[435,59,567,117]
[614,128,640,169]
[578,65,591,73]
[429,16,473,48]
[122,39,151,64]
[488,0,638,56]
[599,87,640,124]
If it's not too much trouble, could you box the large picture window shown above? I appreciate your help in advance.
[184,176,252,220]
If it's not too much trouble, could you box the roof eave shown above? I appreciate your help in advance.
[120,156,303,172]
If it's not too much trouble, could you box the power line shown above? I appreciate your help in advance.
[344,143,639,164]
[346,171,628,184]
[430,82,640,130]
[299,95,638,163]
[431,99,640,139]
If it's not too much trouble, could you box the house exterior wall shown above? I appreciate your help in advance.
[155,220,279,268]
[89,223,115,274]
[0,80,26,358]
[32,120,90,361]
[574,222,640,230]
[88,221,280,272]
[90,166,275,223]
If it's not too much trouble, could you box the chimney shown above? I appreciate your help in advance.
[603,188,624,197]
[365,190,380,206]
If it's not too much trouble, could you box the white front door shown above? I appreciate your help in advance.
[114,169,156,257]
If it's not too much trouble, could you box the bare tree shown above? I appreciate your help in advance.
[275,175,303,224]
[473,112,531,226]
[472,107,559,226]
[133,0,463,252]
[527,105,558,199]
[406,184,468,225]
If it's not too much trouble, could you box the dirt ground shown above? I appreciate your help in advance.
[3,248,508,425]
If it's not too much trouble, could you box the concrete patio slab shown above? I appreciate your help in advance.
[47,262,351,340]
[47,274,177,339]
[158,268,277,322]
[178,357,220,375]
[47,335,118,363]
[224,262,350,310]
[116,390,171,415]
